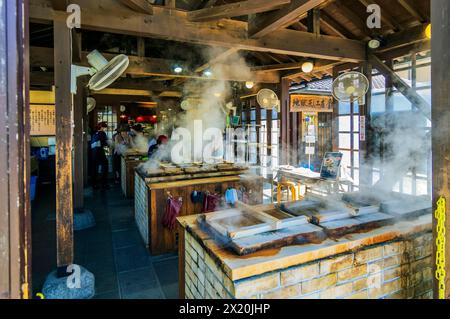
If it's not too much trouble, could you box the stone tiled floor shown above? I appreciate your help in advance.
[31,182,179,299]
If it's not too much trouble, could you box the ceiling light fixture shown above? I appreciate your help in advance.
[245,81,254,89]
[368,39,381,49]
[301,61,314,73]
[174,66,183,73]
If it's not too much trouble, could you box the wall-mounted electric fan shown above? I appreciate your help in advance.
[71,50,129,94]
[332,71,369,103]
[87,97,96,113]
[256,88,280,112]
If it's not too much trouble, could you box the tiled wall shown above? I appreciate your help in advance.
[184,230,433,299]
[134,172,149,246]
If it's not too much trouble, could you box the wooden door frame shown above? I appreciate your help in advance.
[0,0,32,299]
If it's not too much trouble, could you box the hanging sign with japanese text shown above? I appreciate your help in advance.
[290,94,334,113]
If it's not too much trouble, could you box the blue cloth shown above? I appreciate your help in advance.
[225,188,238,205]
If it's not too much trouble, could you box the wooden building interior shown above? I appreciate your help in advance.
[2,0,448,300]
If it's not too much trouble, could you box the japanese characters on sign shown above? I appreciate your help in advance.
[290,94,334,113]
[30,104,56,136]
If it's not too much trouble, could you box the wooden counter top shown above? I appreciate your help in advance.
[177,213,432,281]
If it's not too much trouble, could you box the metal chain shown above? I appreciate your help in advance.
[435,196,446,299]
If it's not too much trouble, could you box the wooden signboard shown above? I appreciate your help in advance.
[30,104,56,136]
[290,94,333,113]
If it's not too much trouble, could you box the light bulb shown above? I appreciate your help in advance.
[174,66,183,73]
[301,61,314,73]
[204,70,212,77]
[245,81,254,89]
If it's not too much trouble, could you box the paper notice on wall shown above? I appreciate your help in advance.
[305,135,316,144]
[305,146,315,155]
[30,104,55,136]
[360,115,366,141]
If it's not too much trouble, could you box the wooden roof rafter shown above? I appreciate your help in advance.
[332,0,372,40]
[187,0,290,22]
[119,0,154,15]
[29,0,366,62]
[248,0,329,38]
[319,11,355,39]
[398,0,427,23]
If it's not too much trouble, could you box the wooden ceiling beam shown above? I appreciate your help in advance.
[30,71,181,92]
[251,61,305,72]
[376,24,429,53]
[398,0,426,23]
[282,60,342,80]
[95,88,153,96]
[119,0,153,15]
[187,0,290,22]
[30,46,280,83]
[30,0,365,62]
[248,0,328,38]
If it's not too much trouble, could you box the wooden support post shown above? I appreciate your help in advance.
[331,67,339,152]
[431,0,450,299]
[290,111,298,165]
[137,37,145,57]
[280,78,290,165]
[267,109,272,158]
[73,78,85,210]
[54,14,74,271]
[0,0,31,299]
[83,102,89,187]
[256,105,261,165]
[307,9,321,35]
[360,60,373,187]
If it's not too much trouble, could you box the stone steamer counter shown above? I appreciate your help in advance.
[121,151,146,198]
[134,163,263,255]
[177,209,432,299]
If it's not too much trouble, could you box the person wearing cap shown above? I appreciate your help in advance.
[91,122,110,190]
[113,123,131,184]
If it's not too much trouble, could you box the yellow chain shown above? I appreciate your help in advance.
[435,196,446,299]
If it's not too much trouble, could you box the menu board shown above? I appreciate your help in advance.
[30,104,55,136]
[320,152,343,180]
[290,94,334,113]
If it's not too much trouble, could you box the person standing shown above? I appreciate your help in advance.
[91,122,110,190]
[113,124,131,184]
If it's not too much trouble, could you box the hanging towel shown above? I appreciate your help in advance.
[225,188,238,206]
[203,193,221,213]
[162,197,183,231]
